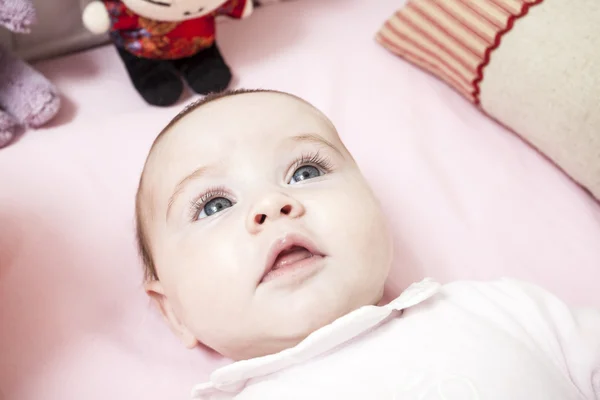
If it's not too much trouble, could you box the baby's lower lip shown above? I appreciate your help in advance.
[261,254,324,284]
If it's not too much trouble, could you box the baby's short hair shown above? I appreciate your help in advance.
[135,89,278,281]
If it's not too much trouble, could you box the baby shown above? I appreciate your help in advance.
[135,89,600,399]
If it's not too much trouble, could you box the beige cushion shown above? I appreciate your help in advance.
[377,0,600,201]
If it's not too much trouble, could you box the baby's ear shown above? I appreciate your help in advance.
[144,280,199,349]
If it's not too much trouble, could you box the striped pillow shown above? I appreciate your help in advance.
[377,0,600,201]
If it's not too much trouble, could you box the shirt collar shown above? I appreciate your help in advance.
[191,278,441,398]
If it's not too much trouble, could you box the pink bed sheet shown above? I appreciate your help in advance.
[1,0,599,399]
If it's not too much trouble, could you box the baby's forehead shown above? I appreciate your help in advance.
[172,91,323,128]
[143,90,339,184]
[154,92,336,156]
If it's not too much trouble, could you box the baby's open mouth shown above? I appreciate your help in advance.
[260,236,325,284]
[273,246,314,269]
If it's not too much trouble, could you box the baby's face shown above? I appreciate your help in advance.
[142,92,392,360]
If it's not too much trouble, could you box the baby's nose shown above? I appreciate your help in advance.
[246,192,305,233]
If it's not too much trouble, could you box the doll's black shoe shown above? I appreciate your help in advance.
[116,47,183,107]
[174,44,232,95]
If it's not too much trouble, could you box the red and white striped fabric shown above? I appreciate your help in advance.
[376,0,543,105]
[376,0,600,202]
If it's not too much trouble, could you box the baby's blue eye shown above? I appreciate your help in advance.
[198,197,232,219]
[290,165,321,184]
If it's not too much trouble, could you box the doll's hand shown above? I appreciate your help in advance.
[82,1,110,34]
[0,0,37,33]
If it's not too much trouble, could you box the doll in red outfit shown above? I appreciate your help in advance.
[82,0,253,106]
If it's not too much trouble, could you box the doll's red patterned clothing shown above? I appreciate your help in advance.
[102,0,250,60]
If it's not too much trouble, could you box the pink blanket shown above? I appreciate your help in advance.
[1,0,599,399]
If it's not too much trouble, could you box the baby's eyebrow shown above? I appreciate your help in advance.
[167,166,212,219]
[289,134,343,157]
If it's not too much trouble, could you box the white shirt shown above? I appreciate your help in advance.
[192,279,600,399]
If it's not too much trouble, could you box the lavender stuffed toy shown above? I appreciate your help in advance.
[0,0,61,148]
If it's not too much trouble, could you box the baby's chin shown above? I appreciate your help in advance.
[375,286,394,306]
[221,334,308,361]
[229,292,386,360]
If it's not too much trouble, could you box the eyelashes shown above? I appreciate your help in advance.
[288,150,334,175]
[188,151,334,221]
[188,186,230,221]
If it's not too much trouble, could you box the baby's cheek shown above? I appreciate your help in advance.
[322,181,383,231]
[177,229,255,316]
[174,263,248,340]
[315,182,391,268]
